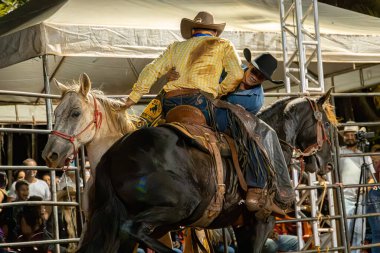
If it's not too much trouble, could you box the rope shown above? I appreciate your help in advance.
[316,178,328,223]
[316,245,329,252]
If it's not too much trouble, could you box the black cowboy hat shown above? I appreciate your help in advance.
[243,48,283,85]
[180,11,226,39]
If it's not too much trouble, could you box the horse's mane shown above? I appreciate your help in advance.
[322,102,338,126]
[90,90,136,134]
[257,97,293,119]
[61,84,136,135]
[257,96,338,126]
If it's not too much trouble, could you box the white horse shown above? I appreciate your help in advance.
[42,73,136,247]
[43,73,135,168]
[43,74,178,251]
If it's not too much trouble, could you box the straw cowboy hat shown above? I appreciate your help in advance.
[339,121,359,134]
[341,121,359,133]
[180,11,226,39]
[243,48,283,85]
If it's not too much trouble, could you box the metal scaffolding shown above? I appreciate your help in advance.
[278,1,380,252]
[280,0,324,93]
[279,1,336,251]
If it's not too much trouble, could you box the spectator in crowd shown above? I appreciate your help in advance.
[0,172,8,252]
[14,170,25,181]
[208,227,236,253]
[58,170,83,192]
[368,187,380,253]
[12,196,65,253]
[8,158,51,201]
[262,234,300,252]
[339,122,375,253]
[367,144,380,253]
[262,215,302,252]
[14,180,29,202]
[0,172,8,206]
[171,231,184,253]
[371,144,380,181]
[2,180,30,243]
[41,173,51,188]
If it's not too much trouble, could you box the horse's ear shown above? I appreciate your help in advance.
[79,73,91,97]
[54,78,69,95]
[317,88,333,106]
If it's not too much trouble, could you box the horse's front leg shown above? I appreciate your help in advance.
[234,215,275,253]
[119,220,175,253]
[252,216,275,253]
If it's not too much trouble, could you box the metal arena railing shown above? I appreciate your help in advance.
[268,91,380,253]
[0,70,161,252]
[0,76,379,253]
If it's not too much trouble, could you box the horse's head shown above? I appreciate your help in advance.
[283,89,337,175]
[42,73,104,168]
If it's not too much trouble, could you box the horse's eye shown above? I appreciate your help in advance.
[324,122,330,129]
[71,111,81,118]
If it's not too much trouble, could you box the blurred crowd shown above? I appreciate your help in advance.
[0,158,87,253]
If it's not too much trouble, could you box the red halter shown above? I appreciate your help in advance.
[51,95,102,162]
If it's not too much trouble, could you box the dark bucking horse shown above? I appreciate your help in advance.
[42,75,336,253]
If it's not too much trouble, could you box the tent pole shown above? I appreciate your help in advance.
[43,54,61,253]
[36,56,66,104]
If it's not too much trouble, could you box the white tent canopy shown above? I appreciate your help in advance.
[0,0,380,106]
[2,0,380,66]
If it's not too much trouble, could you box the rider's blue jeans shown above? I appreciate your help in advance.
[367,189,380,253]
[163,93,211,124]
[162,89,267,188]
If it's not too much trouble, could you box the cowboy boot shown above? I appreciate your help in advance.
[255,192,290,220]
[245,188,267,212]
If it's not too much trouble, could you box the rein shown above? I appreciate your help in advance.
[51,95,103,165]
[280,98,330,176]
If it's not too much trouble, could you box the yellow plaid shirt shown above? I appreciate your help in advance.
[128,36,243,103]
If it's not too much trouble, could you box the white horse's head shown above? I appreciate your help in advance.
[42,73,134,168]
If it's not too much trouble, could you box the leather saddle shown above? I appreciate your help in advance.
[164,105,247,190]
[161,105,248,227]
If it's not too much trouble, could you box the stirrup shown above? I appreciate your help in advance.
[270,202,288,216]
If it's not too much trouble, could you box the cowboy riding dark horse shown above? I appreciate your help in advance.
[124,11,295,218]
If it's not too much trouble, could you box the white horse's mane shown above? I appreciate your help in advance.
[61,84,137,134]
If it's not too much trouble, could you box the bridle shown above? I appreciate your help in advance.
[280,98,331,173]
[51,95,103,163]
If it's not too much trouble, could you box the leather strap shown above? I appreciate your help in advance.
[223,135,248,192]
[162,122,227,227]
[206,133,226,214]
[164,88,200,98]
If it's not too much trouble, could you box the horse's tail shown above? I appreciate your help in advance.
[77,153,126,253]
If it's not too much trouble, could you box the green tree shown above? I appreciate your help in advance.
[0,0,29,17]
